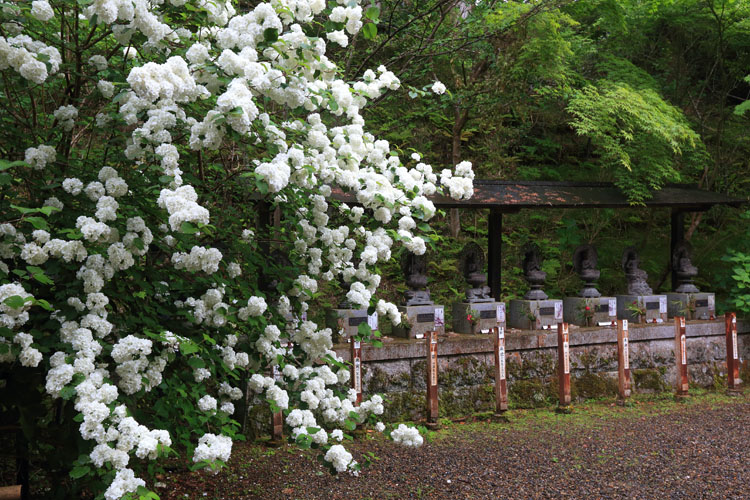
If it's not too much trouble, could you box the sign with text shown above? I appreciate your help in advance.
[617,319,631,400]
[494,326,508,413]
[726,312,741,390]
[557,323,571,406]
[426,330,439,422]
[674,317,689,395]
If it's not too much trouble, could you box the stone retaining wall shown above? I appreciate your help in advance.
[333,319,750,421]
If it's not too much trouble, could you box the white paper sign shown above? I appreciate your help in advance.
[608,299,617,317]
[562,323,569,335]
[680,334,687,365]
[434,307,445,329]
[354,340,361,349]
[353,357,362,392]
[623,337,630,369]
[659,296,667,314]
[733,331,738,360]
[563,341,570,374]
[623,319,628,331]
[680,317,685,328]
[498,326,505,340]
[554,302,563,320]
[497,303,506,323]
[499,346,506,380]
[732,316,737,325]
[367,312,378,331]
[430,351,438,386]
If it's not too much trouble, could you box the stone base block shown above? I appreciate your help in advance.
[616,295,667,323]
[563,297,617,327]
[452,302,506,334]
[326,308,377,342]
[392,304,445,339]
[666,292,715,320]
[508,299,563,330]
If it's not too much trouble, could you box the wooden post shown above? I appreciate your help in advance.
[617,319,631,400]
[674,316,689,396]
[351,339,363,405]
[726,312,741,392]
[426,330,439,425]
[271,363,284,441]
[557,322,571,407]
[488,209,503,302]
[494,326,508,413]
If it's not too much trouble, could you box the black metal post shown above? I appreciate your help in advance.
[670,210,684,291]
[488,209,502,301]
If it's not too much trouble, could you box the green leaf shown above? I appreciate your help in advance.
[0,159,27,171]
[179,341,200,355]
[263,28,278,42]
[362,23,377,40]
[365,6,380,21]
[3,295,26,309]
[179,221,200,234]
[69,465,90,479]
[25,217,48,230]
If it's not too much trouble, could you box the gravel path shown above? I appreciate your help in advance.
[162,393,750,499]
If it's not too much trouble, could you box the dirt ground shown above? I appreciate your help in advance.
[156,389,750,500]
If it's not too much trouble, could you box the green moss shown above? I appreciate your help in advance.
[571,372,618,400]
[633,367,669,392]
[509,379,556,408]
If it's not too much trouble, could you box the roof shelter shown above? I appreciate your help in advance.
[333,180,747,300]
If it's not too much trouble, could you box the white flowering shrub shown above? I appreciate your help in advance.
[0,0,472,497]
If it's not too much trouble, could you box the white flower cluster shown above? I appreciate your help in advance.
[157,186,210,232]
[324,444,355,473]
[193,433,233,463]
[0,35,61,83]
[24,144,56,170]
[171,246,222,274]
[390,424,424,447]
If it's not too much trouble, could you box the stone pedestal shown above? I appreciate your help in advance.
[392,304,445,339]
[666,292,715,320]
[616,295,667,323]
[508,299,563,330]
[326,309,378,342]
[563,297,617,327]
[452,302,506,334]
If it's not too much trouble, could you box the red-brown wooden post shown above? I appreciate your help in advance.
[726,312,740,392]
[617,319,631,400]
[494,326,508,413]
[426,330,439,424]
[674,316,689,396]
[271,363,284,441]
[557,322,571,407]
[351,339,363,405]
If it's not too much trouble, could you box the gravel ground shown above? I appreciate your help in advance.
[160,391,750,500]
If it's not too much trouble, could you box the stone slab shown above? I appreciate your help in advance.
[326,308,378,342]
[452,302,506,334]
[508,299,563,330]
[563,297,617,326]
[666,292,715,320]
[392,304,445,339]
[616,295,667,323]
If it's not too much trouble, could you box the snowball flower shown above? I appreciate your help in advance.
[30,1,54,21]
[324,444,354,472]
[431,81,447,95]
[197,395,217,412]
[391,424,423,447]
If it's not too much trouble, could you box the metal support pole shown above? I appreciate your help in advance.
[726,312,741,392]
[488,209,503,302]
[494,326,508,413]
[557,323,571,407]
[674,316,689,396]
[426,330,439,424]
[617,319,631,401]
[670,210,685,291]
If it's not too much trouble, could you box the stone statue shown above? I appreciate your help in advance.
[573,244,601,298]
[459,242,492,303]
[672,241,699,293]
[522,244,548,300]
[622,247,653,295]
[402,252,433,306]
